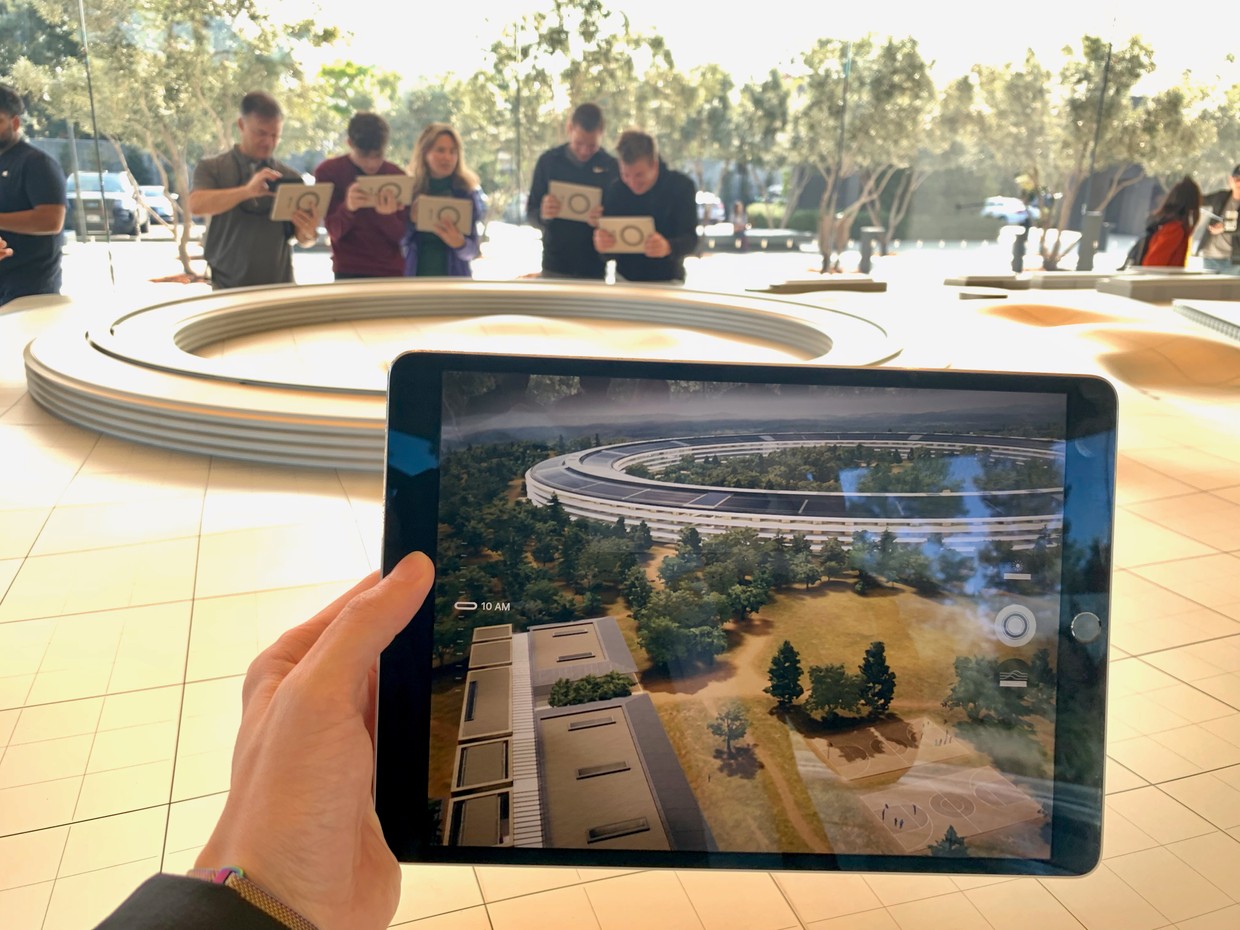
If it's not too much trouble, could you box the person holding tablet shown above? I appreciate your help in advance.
[92,552,436,930]
[402,123,485,277]
[527,102,618,279]
[188,92,318,290]
[314,112,408,279]
[1199,165,1240,274]
[592,130,698,283]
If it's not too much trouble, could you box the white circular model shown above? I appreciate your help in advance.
[24,281,898,470]
[525,432,1064,551]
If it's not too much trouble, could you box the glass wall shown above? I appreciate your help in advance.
[6,0,1240,293]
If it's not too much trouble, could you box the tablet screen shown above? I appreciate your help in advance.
[380,353,1115,875]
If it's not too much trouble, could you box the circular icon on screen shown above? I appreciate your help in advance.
[994,604,1037,647]
[438,205,462,227]
[568,192,591,214]
[619,224,645,246]
[296,192,321,213]
[377,182,402,200]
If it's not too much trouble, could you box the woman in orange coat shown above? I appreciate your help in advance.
[1141,176,1201,267]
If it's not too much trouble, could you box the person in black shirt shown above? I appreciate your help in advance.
[0,84,66,306]
[527,103,618,279]
[592,130,697,283]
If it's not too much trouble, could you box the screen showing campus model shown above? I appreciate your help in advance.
[397,365,1098,866]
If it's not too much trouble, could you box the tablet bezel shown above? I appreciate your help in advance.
[378,351,1115,877]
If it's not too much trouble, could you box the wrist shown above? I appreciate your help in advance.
[188,866,319,930]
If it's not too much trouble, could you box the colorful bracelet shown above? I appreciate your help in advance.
[187,866,320,930]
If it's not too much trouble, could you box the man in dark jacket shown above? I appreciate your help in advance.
[1199,166,1240,274]
[593,130,698,283]
[527,103,618,279]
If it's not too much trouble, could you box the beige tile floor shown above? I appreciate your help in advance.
[2,288,1240,930]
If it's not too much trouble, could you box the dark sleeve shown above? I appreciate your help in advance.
[317,160,356,242]
[93,875,290,930]
[26,151,66,207]
[453,189,485,263]
[665,176,699,260]
[527,152,551,229]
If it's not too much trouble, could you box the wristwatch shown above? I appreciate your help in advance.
[188,866,319,930]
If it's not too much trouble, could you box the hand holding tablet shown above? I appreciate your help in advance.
[378,353,1116,877]
[352,174,415,213]
[197,553,434,930]
[269,182,334,223]
[596,216,655,253]
[415,195,473,240]
[548,180,603,223]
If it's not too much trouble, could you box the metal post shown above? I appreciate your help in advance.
[1077,42,1112,272]
[513,29,522,225]
[823,42,852,273]
[65,122,88,239]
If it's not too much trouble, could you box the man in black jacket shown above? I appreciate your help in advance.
[1199,166,1240,274]
[526,103,618,279]
[593,130,698,283]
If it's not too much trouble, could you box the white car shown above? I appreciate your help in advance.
[980,196,1039,225]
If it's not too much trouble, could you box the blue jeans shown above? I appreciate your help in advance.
[1202,257,1240,275]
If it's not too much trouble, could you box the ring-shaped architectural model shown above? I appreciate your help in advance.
[526,432,1064,551]
[24,280,899,470]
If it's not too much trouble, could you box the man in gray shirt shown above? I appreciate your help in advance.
[1199,166,1240,275]
[189,92,317,289]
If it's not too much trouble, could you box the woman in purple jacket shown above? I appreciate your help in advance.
[402,123,486,277]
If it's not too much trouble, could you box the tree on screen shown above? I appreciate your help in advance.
[859,641,897,717]
[622,565,653,612]
[631,520,654,554]
[943,656,1032,727]
[548,671,633,707]
[928,825,969,857]
[819,537,848,582]
[805,664,864,721]
[707,700,750,757]
[791,552,822,589]
[764,640,804,708]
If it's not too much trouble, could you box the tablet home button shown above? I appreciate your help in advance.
[1071,612,1103,644]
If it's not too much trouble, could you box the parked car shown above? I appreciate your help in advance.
[980,195,1040,225]
[138,185,177,225]
[696,191,726,225]
[65,171,149,235]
